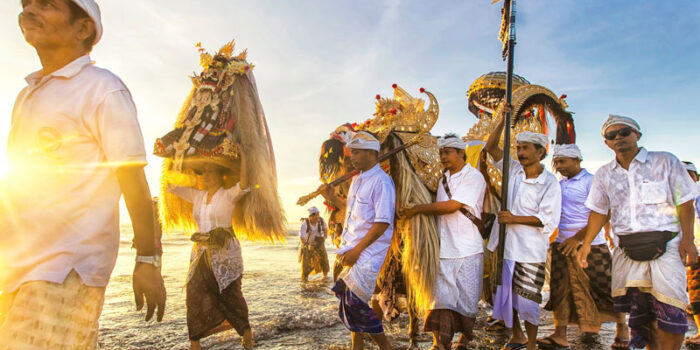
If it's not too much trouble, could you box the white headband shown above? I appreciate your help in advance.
[437,136,466,150]
[308,206,319,215]
[686,163,698,173]
[69,0,102,46]
[516,131,548,148]
[552,144,583,160]
[602,114,641,136]
[346,131,380,152]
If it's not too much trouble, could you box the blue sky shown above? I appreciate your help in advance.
[1,1,698,226]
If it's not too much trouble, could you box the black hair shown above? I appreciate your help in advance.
[533,143,548,161]
[65,0,96,51]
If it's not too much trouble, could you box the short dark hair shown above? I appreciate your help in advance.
[65,0,96,51]
[533,143,548,161]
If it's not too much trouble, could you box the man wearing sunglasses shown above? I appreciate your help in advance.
[577,115,698,350]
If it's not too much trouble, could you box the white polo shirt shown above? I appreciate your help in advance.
[436,164,487,259]
[487,157,562,263]
[0,55,147,293]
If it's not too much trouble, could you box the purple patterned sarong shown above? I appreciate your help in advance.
[332,279,384,334]
[614,287,688,348]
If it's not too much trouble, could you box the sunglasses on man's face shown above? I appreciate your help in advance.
[604,127,634,141]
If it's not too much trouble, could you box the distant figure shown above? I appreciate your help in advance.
[578,115,698,350]
[299,206,330,282]
[0,1,165,348]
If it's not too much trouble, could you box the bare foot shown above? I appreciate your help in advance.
[242,328,254,349]
[190,340,201,350]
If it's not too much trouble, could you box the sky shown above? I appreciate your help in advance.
[1,1,699,229]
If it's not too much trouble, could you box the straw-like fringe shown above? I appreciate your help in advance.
[158,72,287,242]
[387,134,440,312]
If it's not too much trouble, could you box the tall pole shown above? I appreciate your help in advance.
[496,0,516,285]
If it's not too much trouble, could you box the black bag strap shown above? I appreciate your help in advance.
[442,174,480,226]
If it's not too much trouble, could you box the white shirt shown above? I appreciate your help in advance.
[0,56,147,293]
[436,165,487,258]
[487,157,562,263]
[300,218,327,244]
[169,183,249,291]
[557,169,606,245]
[585,148,698,236]
[337,163,395,272]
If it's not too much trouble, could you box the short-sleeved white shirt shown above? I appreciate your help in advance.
[0,56,147,293]
[487,157,562,263]
[337,163,395,272]
[585,148,698,236]
[436,165,487,258]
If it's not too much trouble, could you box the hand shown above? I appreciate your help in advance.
[576,243,591,269]
[679,237,699,266]
[498,103,513,117]
[559,236,582,256]
[497,210,517,225]
[133,262,167,322]
[399,206,417,218]
[338,247,361,267]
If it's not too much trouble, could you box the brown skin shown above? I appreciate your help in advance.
[400,147,466,218]
[576,124,696,350]
[18,0,167,322]
[688,170,699,182]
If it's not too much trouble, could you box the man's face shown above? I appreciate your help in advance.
[19,0,90,51]
[308,212,320,224]
[516,142,543,167]
[603,124,640,154]
[439,147,464,171]
[350,148,375,171]
[553,157,581,178]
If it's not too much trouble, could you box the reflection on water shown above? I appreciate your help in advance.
[100,228,697,349]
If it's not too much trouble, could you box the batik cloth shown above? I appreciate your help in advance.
[0,270,105,350]
[492,260,546,327]
[614,287,688,348]
[187,256,250,340]
[545,243,621,332]
[332,279,383,334]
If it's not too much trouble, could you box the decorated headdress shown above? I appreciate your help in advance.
[154,40,286,242]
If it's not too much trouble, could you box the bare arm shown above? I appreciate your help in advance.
[485,116,505,163]
[678,200,698,266]
[117,166,156,255]
[497,211,543,227]
[401,200,463,217]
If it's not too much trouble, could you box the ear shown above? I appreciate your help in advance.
[75,17,95,44]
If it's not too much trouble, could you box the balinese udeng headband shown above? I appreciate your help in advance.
[516,131,548,148]
[437,136,466,150]
[552,144,583,160]
[347,131,380,152]
[685,162,698,173]
[601,114,641,136]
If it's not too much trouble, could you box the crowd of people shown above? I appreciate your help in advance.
[1,1,699,350]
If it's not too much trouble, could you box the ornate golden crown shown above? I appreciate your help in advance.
[356,84,439,142]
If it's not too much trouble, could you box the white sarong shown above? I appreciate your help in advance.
[429,253,483,317]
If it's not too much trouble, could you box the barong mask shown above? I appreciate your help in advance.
[154,40,286,242]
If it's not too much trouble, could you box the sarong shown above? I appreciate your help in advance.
[423,253,483,348]
[187,255,250,340]
[332,279,384,334]
[492,260,546,327]
[611,236,688,348]
[614,288,688,348]
[687,263,700,315]
[299,239,330,279]
[545,243,621,332]
[374,236,407,322]
[0,270,105,350]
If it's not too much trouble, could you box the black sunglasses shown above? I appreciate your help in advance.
[604,127,634,141]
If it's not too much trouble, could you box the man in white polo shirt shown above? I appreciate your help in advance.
[485,115,562,350]
[401,134,487,350]
[578,115,698,350]
[0,1,166,348]
[331,131,395,350]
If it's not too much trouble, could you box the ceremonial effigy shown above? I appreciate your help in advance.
[154,41,286,242]
[463,71,576,301]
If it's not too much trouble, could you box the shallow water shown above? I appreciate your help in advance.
[100,228,698,349]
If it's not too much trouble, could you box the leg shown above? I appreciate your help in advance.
[242,328,254,349]
[690,314,700,342]
[351,331,365,350]
[407,301,419,349]
[369,332,394,350]
[649,325,682,350]
[190,340,201,350]
[537,312,569,347]
[523,321,538,350]
[509,310,528,345]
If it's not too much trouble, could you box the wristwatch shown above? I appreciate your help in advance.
[136,255,162,268]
